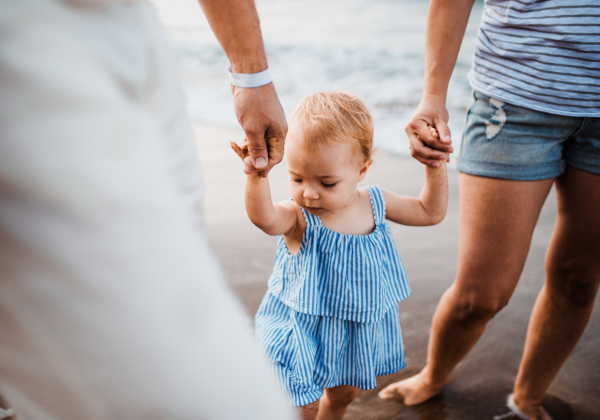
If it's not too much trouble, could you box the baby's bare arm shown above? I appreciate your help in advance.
[244,174,299,236]
[383,159,448,226]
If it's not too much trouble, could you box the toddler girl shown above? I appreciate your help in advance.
[234,91,448,420]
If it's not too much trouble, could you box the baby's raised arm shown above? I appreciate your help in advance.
[383,156,448,226]
[244,174,300,236]
[232,138,299,236]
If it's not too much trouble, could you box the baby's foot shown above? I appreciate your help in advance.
[378,370,446,406]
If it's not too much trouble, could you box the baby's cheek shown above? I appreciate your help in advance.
[327,191,348,211]
[289,185,303,203]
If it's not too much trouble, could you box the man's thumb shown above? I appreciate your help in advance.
[246,132,269,169]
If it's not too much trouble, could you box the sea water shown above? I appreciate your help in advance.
[152,0,484,158]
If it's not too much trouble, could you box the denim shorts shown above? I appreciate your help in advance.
[457,90,600,180]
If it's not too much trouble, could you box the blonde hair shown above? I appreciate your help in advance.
[289,91,374,164]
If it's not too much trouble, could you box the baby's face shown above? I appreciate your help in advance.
[286,134,368,216]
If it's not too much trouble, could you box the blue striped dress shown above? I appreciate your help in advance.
[255,185,411,406]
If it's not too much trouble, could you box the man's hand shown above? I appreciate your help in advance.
[198,0,287,176]
[406,95,454,168]
[233,82,287,177]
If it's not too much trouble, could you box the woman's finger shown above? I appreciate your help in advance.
[433,119,452,145]
[414,125,454,153]
[410,134,448,161]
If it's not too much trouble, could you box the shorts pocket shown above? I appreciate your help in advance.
[473,91,507,141]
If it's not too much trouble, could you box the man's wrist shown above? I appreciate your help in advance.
[229,55,268,74]
[228,67,272,88]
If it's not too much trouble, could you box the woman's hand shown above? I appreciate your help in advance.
[406,95,454,168]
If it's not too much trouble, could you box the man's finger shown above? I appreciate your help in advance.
[244,128,270,170]
[243,165,256,175]
[243,156,260,174]
[243,156,258,173]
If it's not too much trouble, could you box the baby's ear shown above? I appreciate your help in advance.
[357,158,372,181]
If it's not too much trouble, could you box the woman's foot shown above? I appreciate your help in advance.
[378,370,446,406]
[507,394,553,420]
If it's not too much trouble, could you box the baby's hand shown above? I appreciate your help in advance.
[428,125,439,139]
[416,125,450,163]
[231,138,251,161]
[231,136,285,175]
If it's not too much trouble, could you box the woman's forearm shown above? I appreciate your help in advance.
[423,0,477,102]
[404,0,475,167]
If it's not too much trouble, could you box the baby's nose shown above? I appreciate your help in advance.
[303,188,319,200]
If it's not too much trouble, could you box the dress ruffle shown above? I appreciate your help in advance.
[255,292,406,406]
[267,185,410,323]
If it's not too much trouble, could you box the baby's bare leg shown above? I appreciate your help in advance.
[316,385,359,420]
[300,400,320,420]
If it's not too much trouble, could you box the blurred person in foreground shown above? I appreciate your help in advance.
[379,0,600,419]
[0,0,294,419]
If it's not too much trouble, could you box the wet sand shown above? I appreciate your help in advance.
[197,124,600,420]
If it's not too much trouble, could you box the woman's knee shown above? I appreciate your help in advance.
[325,386,359,407]
[547,255,600,306]
[451,292,511,324]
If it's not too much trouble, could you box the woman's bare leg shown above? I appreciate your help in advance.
[316,385,359,420]
[512,167,600,420]
[379,174,554,405]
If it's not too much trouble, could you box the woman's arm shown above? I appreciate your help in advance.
[244,174,299,236]
[384,159,449,226]
[406,0,476,167]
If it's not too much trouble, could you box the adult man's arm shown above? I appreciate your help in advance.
[407,0,476,167]
[198,0,286,176]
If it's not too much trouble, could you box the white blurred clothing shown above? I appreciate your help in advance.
[0,0,294,419]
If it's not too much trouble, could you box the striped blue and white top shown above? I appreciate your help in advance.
[266,185,411,324]
[469,0,600,117]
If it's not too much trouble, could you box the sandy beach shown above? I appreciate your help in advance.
[196,123,600,420]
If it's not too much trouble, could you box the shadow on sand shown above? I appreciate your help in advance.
[345,368,577,420]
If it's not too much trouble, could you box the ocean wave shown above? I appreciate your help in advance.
[154,0,483,157]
